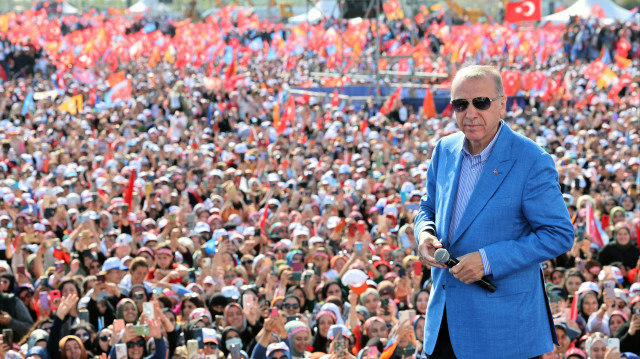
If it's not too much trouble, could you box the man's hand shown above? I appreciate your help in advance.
[418,231,446,268]
[449,252,485,284]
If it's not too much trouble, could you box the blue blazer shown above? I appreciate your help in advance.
[414,123,574,358]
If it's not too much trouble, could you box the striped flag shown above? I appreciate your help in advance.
[586,202,609,247]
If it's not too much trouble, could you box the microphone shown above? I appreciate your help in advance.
[434,248,497,293]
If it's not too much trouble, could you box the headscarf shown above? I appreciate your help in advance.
[330,255,347,270]
[609,206,626,223]
[27,346,51,359]
[584,333,607,358]
[284,321,310,357]
[285,250,305,267]
[619,194,636,211]
[220,327,242,357]
[319,302,345,326]
[115,298,139,323]
[362,317,386,336]
[612,222,633,249]
[223,303,247,331]
[59,335,88,359]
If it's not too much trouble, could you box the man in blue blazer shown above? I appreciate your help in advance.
[414,65,574,359]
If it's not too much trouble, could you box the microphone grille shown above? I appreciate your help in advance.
[434,248,449,264]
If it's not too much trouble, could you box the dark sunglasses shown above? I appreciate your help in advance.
[275,249,287,253]
[204,343,218,349]
[99,335,111,342]
[242,260,252,265]
[450,96,503,112]
[127,340,146,349]
[283,303,300,310]
[75,332,90,339]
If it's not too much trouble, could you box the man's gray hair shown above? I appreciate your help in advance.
[452,65,504,97]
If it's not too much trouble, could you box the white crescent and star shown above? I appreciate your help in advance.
[515,1,536,17]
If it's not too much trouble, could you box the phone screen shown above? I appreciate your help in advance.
[604,281,616,302]
[39,292,50,311]
[143,302,155,319]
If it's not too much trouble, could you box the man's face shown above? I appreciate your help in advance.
[451,76,506,151]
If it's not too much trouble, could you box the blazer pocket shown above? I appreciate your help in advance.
[486,272,530,298]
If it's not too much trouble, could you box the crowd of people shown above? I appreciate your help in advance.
[0,3,638,359]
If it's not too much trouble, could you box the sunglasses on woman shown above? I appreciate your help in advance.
[282,303,300,310]
[75,332,90,339]
[451,96,503,112]
[127,340,146,349]
[100,335,112,342]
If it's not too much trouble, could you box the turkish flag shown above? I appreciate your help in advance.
[584,60,606,81]
[616,38,631,58]
[501,70,521,96]
[522,71,546,91]
[380,87,402,115]
[505,0,542,22]
[591,4,605,19]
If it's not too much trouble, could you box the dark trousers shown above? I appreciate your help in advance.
[426,309,457,359]
[424,309,540,359]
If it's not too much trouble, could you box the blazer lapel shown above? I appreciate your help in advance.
[450,125,516,244]
[439,136,464,243]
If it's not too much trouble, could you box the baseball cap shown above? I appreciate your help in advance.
[102,257,128,272]
[554,320,579,340]
[563,347,586,359]
[266,342,290,358]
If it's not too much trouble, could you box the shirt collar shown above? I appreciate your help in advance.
[462,121,503,161]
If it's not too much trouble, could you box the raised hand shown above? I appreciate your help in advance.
[56,293,79,320]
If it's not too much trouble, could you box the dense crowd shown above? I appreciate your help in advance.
[0,4,638,359]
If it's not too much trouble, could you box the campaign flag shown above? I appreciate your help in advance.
[586,201,609,247]
[382,0,404,20]
[502,70,521,96]
[259,205,269,231]
[569,291,579,321]
[616,38,631,58]
[596,66,617,88]
[615,55,632,69]
[380,87,402,115]
[58,95,83,115]
[505,0,542,22]
[584,60,606,81]
[21,92,34,116]
[422,87,436,118]
[331,90,340,107]
[379,336,398,359]
[73,69,96,85]
[278,95,295,134]
[107,72,125,88]
[124,169,136,213]
[105,80,132,104]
